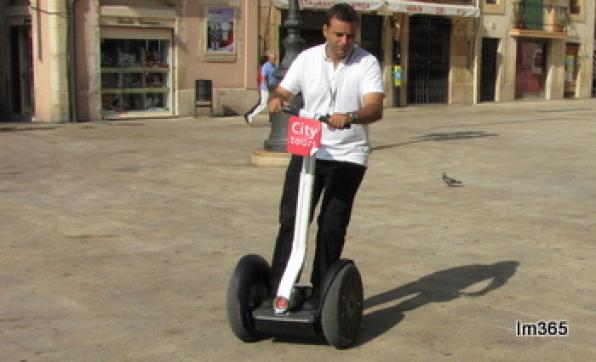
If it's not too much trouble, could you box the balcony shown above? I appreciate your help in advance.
[510,0,568,39]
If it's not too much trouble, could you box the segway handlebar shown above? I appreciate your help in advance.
[282,106,350,129]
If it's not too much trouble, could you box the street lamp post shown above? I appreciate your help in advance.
[263,0,304,152]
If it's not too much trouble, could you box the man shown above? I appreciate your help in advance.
[268,3,384,309]
[244,52,277,124]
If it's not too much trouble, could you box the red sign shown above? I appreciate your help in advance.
[287,116,322,156]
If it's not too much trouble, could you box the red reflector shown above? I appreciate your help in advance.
[274,297,289,311]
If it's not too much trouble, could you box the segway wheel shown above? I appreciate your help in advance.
[321,262,363,349]
[226,254,270,342]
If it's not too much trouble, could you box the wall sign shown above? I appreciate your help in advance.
[206,7,236,54]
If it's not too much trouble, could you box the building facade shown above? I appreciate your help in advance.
[1,0,595,123]
[259,0,595,107]
[1,0,260,122]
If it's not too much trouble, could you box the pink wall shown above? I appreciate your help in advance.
[182,1,258,90]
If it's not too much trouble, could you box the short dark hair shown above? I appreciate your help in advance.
[325,3,359,26]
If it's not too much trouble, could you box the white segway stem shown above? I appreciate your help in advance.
[274,149,317,314]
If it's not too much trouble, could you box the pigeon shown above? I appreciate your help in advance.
[442,173,463,187]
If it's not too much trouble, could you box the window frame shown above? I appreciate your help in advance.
[482,0,504,15]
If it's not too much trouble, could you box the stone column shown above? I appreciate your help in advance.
[48,0,70,122]
[33,0,70,122]
[75,0,101,121]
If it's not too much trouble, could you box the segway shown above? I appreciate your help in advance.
[226,108,363,349]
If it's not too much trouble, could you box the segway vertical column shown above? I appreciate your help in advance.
[274,149,316,314]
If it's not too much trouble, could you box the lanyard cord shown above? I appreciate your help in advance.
[322,46,355,112]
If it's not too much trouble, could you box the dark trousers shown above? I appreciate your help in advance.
[270,155,366,295]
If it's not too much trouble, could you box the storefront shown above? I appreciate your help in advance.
[100,30,173,116]
[72,0,260,121]
[387,0,480,105]
[95,5,177,119]
[0,2,34,121]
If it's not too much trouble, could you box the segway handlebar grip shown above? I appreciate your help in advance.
[281,106,350,129]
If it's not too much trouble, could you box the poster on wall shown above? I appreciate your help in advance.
[206,7,235,54]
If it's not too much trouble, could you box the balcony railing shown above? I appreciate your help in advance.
[512,0,569,33]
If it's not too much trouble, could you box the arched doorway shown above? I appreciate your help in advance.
[408,15,450,104]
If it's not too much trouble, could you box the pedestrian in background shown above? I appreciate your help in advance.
[244,52,277,125]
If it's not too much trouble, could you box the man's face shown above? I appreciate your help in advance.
[269,54,276,63]
[323,16,357,60]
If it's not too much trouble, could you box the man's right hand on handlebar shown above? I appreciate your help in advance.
[268,87,293,114]
[268,96,284,114]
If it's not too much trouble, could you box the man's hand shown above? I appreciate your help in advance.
[268,95,284,114]
[268,87,293,114]
[327,113,351,129]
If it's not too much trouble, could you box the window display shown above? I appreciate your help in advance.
[101,38,171,114]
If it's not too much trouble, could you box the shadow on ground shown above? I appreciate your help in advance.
[357,260,519,346]
[0,126,58,132]
[373,131,498,151]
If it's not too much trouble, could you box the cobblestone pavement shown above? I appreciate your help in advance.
[1,99,596,361]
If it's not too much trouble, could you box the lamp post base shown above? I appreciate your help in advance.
[250,149,290,167]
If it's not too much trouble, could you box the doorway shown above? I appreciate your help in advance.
[564,43,579,98]
[408,15,450,104]
[515,39,546,99]
[480,38,499,102]
[9,25,34,120]
[360,14,383,62]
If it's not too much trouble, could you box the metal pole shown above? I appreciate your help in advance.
[263,0,304,152]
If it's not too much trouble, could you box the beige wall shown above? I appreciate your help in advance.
[188,0,259,115]
[30,0,70,122]
[565,0,595,98]
[75,0,101,121]
[450,17,475,104]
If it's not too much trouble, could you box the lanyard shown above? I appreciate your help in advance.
[322,47,355,112]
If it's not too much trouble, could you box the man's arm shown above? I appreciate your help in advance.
[267,86,294,114]
[327,92,384,129]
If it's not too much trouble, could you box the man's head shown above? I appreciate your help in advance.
[267,52,276,64]
[323,3,359,62]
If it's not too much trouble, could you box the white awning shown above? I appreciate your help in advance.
[271,0,385,12]
[387,1,480,17]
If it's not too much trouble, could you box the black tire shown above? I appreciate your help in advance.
[226,254,270,342]
[321,262,363,349]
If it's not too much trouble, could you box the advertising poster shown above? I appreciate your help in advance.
[206,7,235,53]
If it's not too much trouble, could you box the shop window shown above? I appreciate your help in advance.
[100,38,171,114]
[567,0,585,22]
[569,0,580,15]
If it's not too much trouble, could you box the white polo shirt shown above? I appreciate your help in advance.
[280,43,384,166]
